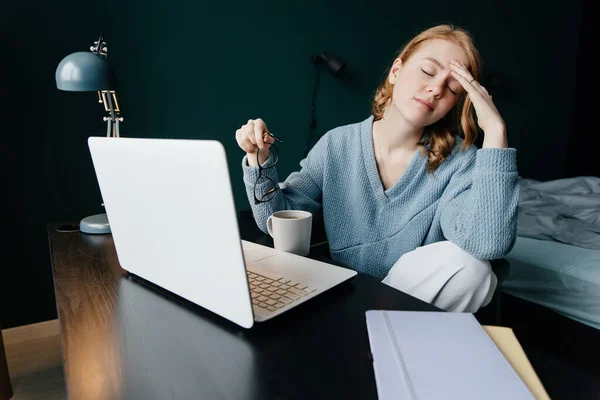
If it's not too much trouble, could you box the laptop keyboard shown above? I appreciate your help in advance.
[246,270,317,312]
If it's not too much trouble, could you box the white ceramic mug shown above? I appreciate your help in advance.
[266,210,312,256]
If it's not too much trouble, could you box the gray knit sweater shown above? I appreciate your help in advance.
[242,116,519,278]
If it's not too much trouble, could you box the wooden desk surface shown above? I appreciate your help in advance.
[47,214,438,399]
[0,328,12,400]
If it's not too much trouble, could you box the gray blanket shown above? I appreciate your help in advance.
[517,176,600,250]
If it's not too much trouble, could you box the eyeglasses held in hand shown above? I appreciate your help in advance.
[254,132,283,205]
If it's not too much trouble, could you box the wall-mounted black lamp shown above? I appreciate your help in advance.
[304,52,346,158]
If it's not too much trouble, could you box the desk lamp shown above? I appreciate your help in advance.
[55,33,123,234]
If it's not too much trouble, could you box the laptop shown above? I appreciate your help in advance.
[87,137,357,328]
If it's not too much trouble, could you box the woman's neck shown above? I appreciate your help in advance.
[373,108,424,156]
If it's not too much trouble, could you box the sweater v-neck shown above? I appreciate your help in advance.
[360,116,424,205]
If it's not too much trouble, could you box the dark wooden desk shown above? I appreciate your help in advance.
[47,212,439,399]
[0,327,12,400]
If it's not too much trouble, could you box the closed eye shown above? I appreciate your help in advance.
[422,69,459,96]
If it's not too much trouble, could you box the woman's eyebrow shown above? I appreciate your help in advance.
[423,57,444,69]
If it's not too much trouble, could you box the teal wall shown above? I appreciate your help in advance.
[1,3,112,328]
[1,1,583,328]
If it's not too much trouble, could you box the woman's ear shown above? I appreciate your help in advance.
[388,58,403,84]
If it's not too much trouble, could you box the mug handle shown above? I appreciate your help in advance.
[266,216,274,238]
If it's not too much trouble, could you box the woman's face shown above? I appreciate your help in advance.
[388,39,471,128]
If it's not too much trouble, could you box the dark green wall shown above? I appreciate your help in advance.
[1,3,112,328]
[1,1,583,328]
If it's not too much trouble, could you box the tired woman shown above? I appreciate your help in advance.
[235,24,519,313]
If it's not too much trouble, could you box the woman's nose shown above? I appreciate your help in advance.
[427,84,443,98]
[427,73,450,97]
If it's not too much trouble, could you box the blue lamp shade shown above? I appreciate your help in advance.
[55,51,117,92]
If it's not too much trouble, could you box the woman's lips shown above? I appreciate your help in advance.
[414,98,434,111]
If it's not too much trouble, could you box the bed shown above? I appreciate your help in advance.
[501,177,600,330]
[503,236,600,330]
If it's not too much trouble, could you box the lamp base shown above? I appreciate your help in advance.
[80,213,111,234]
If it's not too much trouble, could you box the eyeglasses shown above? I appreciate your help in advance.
[254,132,284,205]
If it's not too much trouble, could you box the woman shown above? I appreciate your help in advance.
[235,24,519,313]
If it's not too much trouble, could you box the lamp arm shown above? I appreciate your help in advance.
[111,91,122,138]
[105,115,113,137]
[100,90,123,137]
[106,90,116,137]
[304,63,321,158]
[115,117,121,138]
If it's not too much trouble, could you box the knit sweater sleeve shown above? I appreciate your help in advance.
[241,134,329,233]
[439,147,520,260]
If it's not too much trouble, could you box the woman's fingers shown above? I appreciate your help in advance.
[450,67,477,94]
[449,60,487,98]
[237,121,258,154]
[236,118,274,155]
[449,61,504,134]
[253,119,267,149]
[242,136,258,154]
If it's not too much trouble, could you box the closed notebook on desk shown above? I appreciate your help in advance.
[365,311,535,400]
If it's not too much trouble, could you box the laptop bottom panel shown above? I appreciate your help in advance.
[242,241,357,322]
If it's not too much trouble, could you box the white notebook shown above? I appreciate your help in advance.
[365,311,535,400]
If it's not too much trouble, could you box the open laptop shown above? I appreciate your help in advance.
[87,137,357,328]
